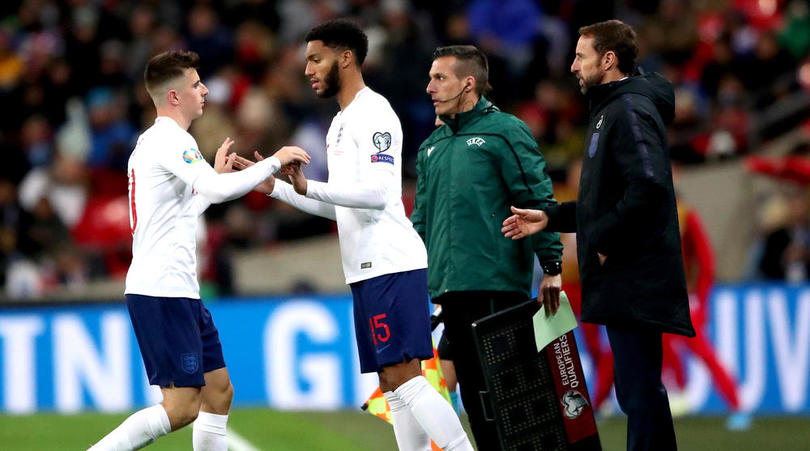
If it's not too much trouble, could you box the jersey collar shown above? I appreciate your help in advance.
[439,97,497,133]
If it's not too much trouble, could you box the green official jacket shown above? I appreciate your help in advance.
[411,97,562,300]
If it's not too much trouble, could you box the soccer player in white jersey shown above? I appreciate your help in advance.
[236,20,473,451]
[88,51,310,451]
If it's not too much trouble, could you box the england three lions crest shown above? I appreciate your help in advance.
[181,353,200,374]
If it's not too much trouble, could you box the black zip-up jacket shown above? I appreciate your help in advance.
[545,72,695,336]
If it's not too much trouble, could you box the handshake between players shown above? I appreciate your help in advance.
[216,142,311,195]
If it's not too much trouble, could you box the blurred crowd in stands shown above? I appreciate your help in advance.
[1,0,810,299]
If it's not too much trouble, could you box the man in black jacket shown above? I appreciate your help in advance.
[501,20,695,451]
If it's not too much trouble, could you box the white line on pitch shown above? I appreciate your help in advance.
[228,427,261,451]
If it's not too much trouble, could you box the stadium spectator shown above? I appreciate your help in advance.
[700,34,746,100]
[757,188,810,282]
[0,177,25,290]
[18,152,88,229]
[745,31,796,102]
[20,114,54,168]
[780,0,810,60]
[466,0,543,75]
[86,87,137,170]
[644,0,700,67]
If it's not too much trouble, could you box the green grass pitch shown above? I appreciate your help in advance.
[0,409,807,450]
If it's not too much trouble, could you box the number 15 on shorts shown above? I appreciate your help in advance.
[369,313,390,345]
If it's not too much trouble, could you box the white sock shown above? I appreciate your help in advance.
[384,391,431,451]
[192,411,229,451]
[394,376,474,451]
[88,404,171,450]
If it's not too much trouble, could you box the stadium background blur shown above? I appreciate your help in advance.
[1,0,810,450]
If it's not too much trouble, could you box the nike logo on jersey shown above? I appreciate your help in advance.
[426,146,436,156]
[466,137,485,147]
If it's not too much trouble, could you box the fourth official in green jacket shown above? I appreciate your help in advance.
[411,95,562,299]
[412,45,562,450]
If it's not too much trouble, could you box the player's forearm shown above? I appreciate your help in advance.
[305,179,387,210]
[270,180,337,220]
[193,157,281,203]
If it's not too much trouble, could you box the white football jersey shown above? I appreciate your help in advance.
[317,87,427,283]
[125,116,281,298]
[126,117,208,298]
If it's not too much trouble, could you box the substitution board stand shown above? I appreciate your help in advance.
[471,300,601,450]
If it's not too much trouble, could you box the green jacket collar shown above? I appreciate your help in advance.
[439,97,498,133]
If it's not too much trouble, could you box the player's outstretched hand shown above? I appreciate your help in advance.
[278,162,298,176]
[214,137,237,173]
[287,162,307,195]
[232,151,276,194]
[501,206,548,239]
[274,146,311,166]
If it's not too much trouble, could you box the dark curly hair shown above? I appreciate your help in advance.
[305,19,368,66]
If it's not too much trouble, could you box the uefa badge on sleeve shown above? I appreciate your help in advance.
[372,131,391,152]
[371,131,394,164]
[183,148,204,164]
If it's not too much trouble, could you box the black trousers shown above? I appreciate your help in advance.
[606,326,677,451]
[437,291,527,451]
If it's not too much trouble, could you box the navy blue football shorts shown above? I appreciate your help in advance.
[126,294,226,387]
[350,268,433,373]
